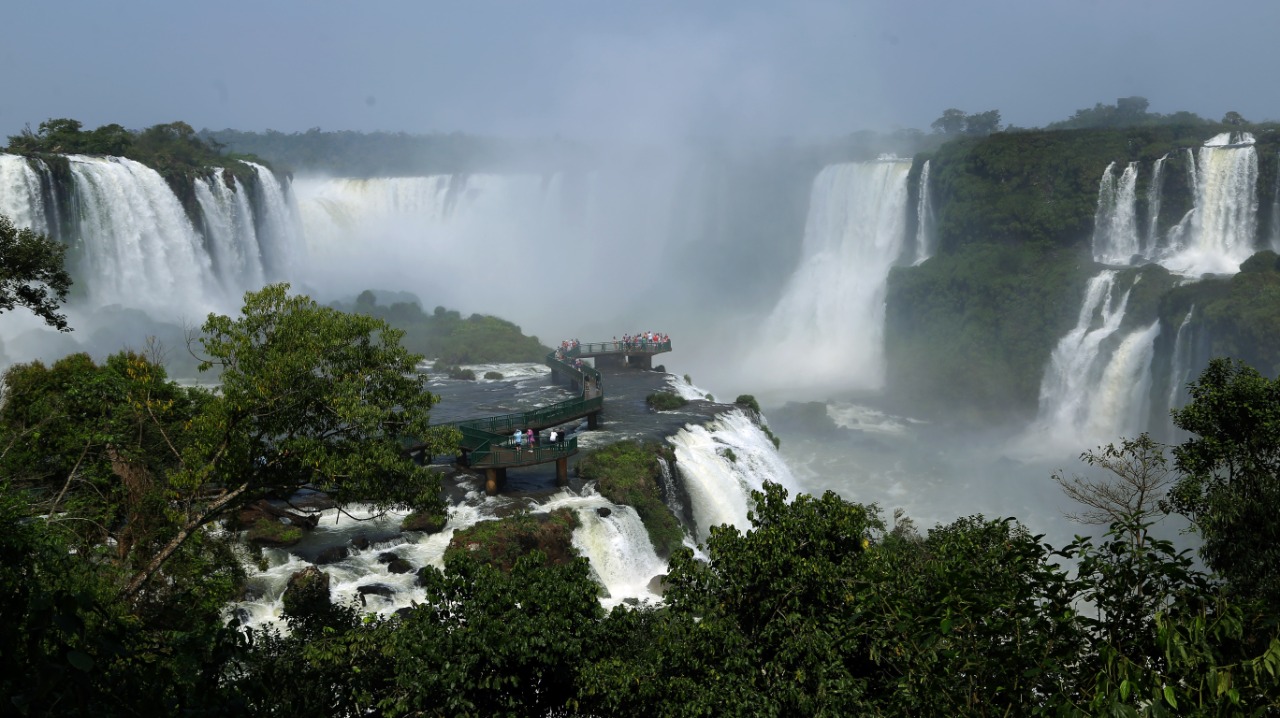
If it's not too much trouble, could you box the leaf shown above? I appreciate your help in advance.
[1162,684,1176,709]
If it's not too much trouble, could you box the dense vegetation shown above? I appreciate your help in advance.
[330,290,550,365]
[6,118,265,187]
[4,273,1280,714]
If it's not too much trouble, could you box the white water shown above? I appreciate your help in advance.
[1165,306,1196,433]
[1145,155,1167,257]
[0,154,49,233]
[1093,162,1140,264]
[667,408,801,543]
[1155,138,1259,276]
[743,160,911,394]
[1025,271,1136,454]
[193,172,267,295]
[914,159,935,264]
[226,403,793,629]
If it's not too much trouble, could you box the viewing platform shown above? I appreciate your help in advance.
[414,336,671,495]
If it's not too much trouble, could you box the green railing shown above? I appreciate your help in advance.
[466,434,580,468]
[565,340,672,355]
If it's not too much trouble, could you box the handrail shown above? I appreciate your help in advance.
[565,340,672,356]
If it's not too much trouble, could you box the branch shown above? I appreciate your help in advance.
[121,480,250,600]
[46,438,92,520]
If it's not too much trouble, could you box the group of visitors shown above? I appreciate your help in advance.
[615,331,670,350]
[511,427,569,451]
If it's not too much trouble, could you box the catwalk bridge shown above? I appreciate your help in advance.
[411,338,672,494]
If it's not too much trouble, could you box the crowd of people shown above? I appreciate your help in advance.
[615,331,670,350]
[510,426,568,451]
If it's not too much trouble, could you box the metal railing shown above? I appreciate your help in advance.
[563,340,672,356]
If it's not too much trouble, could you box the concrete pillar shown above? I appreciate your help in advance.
[588,411,599,430]
[556,457,568,486]
[485,467,506,496]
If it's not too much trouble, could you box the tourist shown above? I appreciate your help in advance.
[526,428,535,448]
[514,429,523,448]
[549,429,558,446]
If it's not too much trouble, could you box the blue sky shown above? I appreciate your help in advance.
[4,0,1278,141]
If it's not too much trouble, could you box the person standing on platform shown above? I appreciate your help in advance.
[514,429,523,449]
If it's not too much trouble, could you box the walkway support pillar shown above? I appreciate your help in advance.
[556,457,568,486]
[485,468,506,496]
[587,411,599,430]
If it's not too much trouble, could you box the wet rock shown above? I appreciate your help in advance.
[316,546,349,565]
[596,507,612,518]
[646,574,669,596]
[351,535,370,551]
[387,558,414,574]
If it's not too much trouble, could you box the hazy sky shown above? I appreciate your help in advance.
[4,0,1278,142]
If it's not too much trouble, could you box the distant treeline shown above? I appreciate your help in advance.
[200,127,597,177]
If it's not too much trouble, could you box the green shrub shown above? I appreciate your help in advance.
[734,395,762,414]
[647,392,688,411]
[483,371,504,380]
[444,509,580,571]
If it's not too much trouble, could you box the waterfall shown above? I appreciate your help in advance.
[245,162,302,280]
[1092,162,1140,264]
[913,159,935,264]
[1144,155,1167,258]
[1084,320,1161,442]
[1028,271,1138,452]
[667,408,800,544]
[0,154,49,234]
[744,160,912,393]
[193,172,267,295]
[66,155,221,315]
[1161,138,1258,275]
[1165,306,1196,431]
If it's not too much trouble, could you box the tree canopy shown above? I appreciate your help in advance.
[0,214,73,331]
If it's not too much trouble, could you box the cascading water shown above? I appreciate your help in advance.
[1162,133,1258,276]
[913,159,935,264]
[1092,161,1140,265]
[66,155,220,315]
[743,160,911,393]
[666,408,800,544]
[0,153,302,323]
[0,154,49,233]
[1026,271,1145,453]
[193,172,267,295]
[1145,155,1167,257]
[1163,306,1197,436]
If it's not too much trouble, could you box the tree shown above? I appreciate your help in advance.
[121,283,455,599]
[931,108,967,135]
[1052,433,1174,548]
[1222,111,1247,126]
[1169,358,1280,606]
[964,109,1002,136]
[0,214,73,331]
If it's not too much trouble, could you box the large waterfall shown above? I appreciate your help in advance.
[0,153,297,320]
[743,160,912,394]
[1092,161,1141,264]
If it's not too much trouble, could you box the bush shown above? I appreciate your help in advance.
[647,392,688,411]
[444,509,580,571]
[483,371,504,380]
[734,395,762,414]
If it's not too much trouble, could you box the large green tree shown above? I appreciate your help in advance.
[0,214,73,331]
[1169,357,1280,607]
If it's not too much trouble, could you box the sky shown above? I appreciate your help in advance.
[4,0,1279,143]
